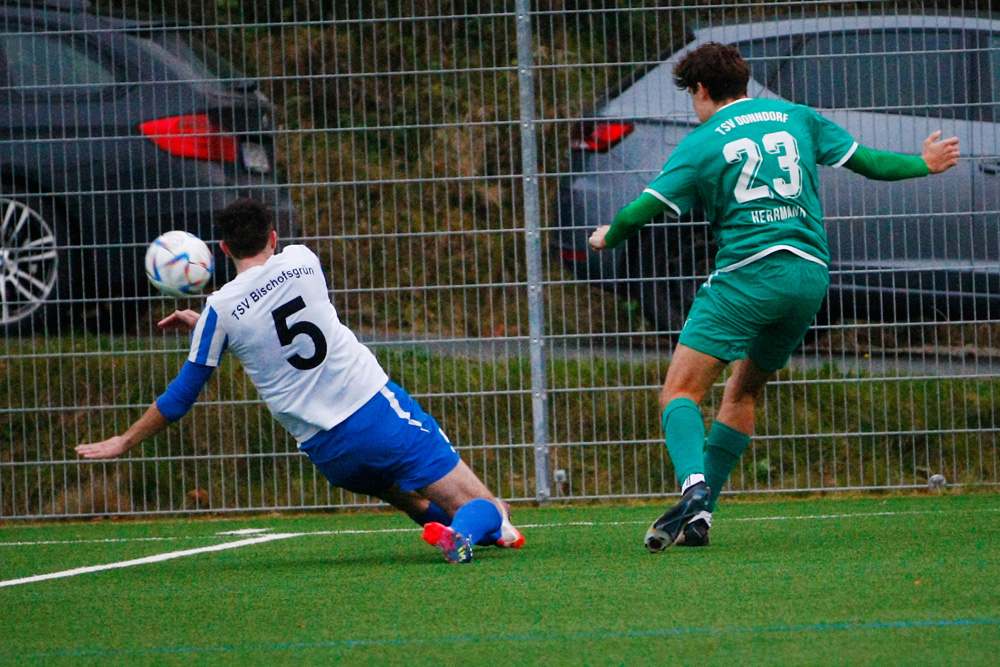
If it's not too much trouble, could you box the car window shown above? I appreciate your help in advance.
[0,33,118,94]
[980,34,1000,121]
[737,35,800,92]
[746,29,981,121]
[141,30,244,84]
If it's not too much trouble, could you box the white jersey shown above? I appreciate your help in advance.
[188,244,388,443]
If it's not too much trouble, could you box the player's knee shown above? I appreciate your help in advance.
[658,386,679,411]
[659,389,703,412]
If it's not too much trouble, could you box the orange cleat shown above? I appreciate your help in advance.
[421,522,473,563]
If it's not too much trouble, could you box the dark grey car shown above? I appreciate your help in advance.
[0,0,297,334]
[553,15,1000,333]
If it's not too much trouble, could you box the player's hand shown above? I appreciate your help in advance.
[75,436,131,459]
[922,130,960,174]
[589,225,610,251]
[158,309,200,332]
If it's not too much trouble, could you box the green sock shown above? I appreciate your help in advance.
[704,421,751,511]
[661,398,706,486]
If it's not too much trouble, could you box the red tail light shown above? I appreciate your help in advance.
[139,114,239,162]
[561,249,589,262]
[570,121,635,153]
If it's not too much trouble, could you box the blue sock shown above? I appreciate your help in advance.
[476,527,503,547]
[451,498,502,546]
[410,502,452,527]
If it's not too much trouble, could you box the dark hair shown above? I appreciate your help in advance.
[214,198,274,259]
[672,42,749,102]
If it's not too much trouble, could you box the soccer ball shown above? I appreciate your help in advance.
[144,231,214,296]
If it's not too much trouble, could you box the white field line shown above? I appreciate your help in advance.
[4,505,997,550]
[1,536,208,547]
[0,532,301,589]
[216,528,272,535]
[524,506,1000,529]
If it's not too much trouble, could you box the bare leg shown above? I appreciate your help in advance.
[415,460,524,559]
[416,460,496,515]
[378,485,433,517]
[701,357,775,513]
[659,344,728,410]
[715,357,774,434]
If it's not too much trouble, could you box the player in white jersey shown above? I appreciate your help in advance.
[77,199,524,564]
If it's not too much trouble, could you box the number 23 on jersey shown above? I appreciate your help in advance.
[723,131,803,203]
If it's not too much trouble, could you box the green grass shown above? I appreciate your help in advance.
[2,493,999,665]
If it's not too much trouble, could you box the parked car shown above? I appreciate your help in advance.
[0,0,298,334]
[552,15,1000,334]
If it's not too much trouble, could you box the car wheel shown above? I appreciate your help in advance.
[0,195,66,335]
[631,219,712,336]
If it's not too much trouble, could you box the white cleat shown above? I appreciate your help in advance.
[493,499,526,549]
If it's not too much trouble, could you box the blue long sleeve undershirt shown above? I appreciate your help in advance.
[155,360,216,422]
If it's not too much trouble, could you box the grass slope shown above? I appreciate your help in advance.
[1,494,998,665]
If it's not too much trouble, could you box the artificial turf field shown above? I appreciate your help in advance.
[1,493,998,666]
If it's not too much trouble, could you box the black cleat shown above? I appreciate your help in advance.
[644,482,711,553]
[676,511,712,547]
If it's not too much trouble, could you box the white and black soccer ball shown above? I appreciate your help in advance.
[144,231,214,296]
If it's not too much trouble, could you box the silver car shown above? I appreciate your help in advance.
[552,15,1000,332]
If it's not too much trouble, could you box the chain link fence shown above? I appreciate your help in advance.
[1,0,998,518]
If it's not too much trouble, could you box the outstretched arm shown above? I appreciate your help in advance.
[844,131,960,181]
[75,403,171,459]
[77,308,220,460]
[75,359,216,459]
[590,192,670,251]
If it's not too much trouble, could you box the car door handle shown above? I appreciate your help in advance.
[979,163,1000,175]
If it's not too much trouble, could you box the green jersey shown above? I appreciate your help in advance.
[643,97,857,269]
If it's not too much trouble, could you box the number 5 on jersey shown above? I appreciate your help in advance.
[272,296,328,370]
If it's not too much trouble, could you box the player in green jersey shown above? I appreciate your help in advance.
[588,42,960,551]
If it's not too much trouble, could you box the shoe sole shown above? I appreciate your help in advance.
[644,527,674,553]
[496,530,525,549]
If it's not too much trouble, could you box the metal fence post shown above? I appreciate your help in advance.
[515,0,550,503]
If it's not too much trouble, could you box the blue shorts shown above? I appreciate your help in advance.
[299,382,461,497]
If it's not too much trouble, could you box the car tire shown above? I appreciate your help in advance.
[0,194,69,335]
[76,248,150,336]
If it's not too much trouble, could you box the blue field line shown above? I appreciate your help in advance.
[9,617,1000,660]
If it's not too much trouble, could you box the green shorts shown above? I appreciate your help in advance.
[678,250,830,372]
